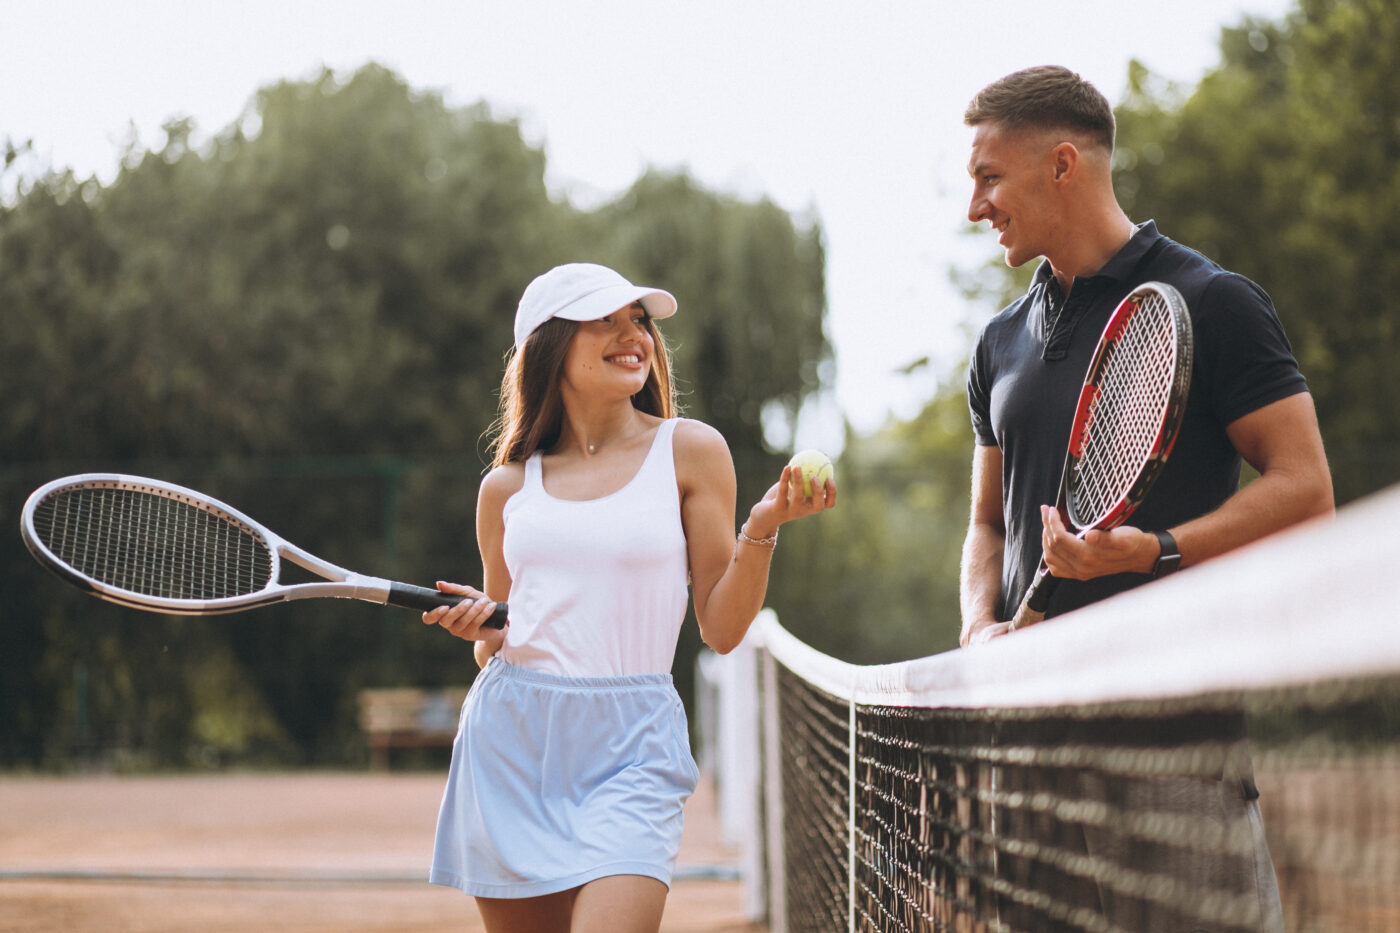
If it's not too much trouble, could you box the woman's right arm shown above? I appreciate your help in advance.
[679,420,835,654]
[420,464,523,668]
[472,465,521,667]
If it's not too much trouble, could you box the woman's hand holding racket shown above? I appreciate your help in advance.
[421,581,505,642]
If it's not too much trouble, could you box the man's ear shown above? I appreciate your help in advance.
[1050,141,1080,185]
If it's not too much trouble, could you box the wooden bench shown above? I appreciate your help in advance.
[357,687,469,771]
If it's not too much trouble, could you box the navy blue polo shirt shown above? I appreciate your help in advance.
[967,221,1308,622]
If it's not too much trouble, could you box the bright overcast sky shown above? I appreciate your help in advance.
[2,0,1294,448]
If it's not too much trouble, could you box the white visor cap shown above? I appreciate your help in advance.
[513,262,677,349]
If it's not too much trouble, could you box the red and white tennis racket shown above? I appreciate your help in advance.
[20,473,507,625]
[1009,281,1193,631]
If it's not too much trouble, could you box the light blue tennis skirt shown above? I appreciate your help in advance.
[429,657,699,899]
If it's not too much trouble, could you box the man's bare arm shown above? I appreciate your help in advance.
[1041,393,1334,578]
[960,444,1013,646]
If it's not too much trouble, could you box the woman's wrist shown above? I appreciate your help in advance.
[738,522,779,549]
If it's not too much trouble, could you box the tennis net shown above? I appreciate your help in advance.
[751,485,1400,933]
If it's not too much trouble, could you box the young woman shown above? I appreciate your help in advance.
[421,262,835,932]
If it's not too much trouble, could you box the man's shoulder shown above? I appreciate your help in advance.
[1140,233,1268,309]
[976,285,1038,339]
[970,292,1038,378]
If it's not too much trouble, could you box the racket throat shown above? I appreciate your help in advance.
[278,549,395,605]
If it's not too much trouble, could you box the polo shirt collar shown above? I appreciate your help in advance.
[1096,219,1161,282]
[1029,220,1164,361]
[1029,219,1162,292]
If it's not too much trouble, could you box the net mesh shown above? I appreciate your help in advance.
[31,484,273,601]
[757,488,1400,933]
[769,651,1400,933]
[778,665,852,932]
[1070,292,1177,528]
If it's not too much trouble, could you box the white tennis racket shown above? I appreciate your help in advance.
[20,473,507,625]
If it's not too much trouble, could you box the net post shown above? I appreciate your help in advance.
[761,637,787,933]
[715,632,765,921]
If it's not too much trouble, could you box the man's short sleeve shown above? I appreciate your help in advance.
[1192,273,1308,427]
[967,331,999,447]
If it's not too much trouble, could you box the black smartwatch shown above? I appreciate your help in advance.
[1151,530,1182,578]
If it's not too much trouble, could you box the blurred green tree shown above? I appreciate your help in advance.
[0,63,830,768]
[1112,0,1400,503]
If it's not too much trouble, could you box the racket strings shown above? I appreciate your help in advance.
[32,487,273,600]
[1071,296,1177,527]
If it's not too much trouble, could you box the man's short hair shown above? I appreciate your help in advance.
[964,66,1116,152]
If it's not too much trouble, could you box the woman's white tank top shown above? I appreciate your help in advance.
[499,418,690,676]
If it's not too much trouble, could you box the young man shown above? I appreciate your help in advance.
[956,66,1333,931]
[959,66,1332,646]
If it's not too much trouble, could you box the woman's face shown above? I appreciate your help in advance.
[561,302,655,399]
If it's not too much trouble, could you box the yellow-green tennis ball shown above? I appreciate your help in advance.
[788,449,834,497]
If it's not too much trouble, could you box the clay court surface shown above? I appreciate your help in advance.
[0,773,765,933]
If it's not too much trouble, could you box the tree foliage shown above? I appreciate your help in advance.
[0,65,827,769]
[1113,0,1400,503]
[10,0,1392,769]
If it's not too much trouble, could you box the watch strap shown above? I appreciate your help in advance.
[1152,530,1181,578]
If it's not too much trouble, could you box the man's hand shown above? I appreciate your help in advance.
[1040,505,1158,580]
[961,619,1015,647]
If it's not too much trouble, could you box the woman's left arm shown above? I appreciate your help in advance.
[678,420,836,654]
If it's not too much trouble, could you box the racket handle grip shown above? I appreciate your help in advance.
[387,583,509,629]
[1009,602,1045,632]
[1010,568,1058,632]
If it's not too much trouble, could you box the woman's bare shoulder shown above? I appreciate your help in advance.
[478,461,527,505]
[672,417,730,457]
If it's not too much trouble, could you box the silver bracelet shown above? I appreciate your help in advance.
[737,524,779,550]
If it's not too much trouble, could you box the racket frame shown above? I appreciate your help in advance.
[1010,281,1194,630]
[21,473,506,624]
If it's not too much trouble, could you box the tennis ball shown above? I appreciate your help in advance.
[788,449,834,498]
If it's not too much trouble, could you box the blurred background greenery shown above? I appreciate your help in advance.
[2,0,1395,770]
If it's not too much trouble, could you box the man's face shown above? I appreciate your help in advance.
[966,122,1059,269]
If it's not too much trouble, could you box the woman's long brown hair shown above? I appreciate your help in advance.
[488,315,677,468]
